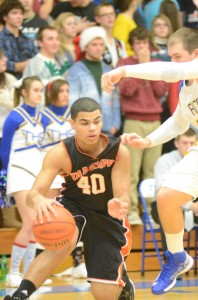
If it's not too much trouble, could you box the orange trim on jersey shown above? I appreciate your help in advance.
[61,140,72,174]
[74,134,109,159]
[122,217,132,257]
[29,241,36,244]
[117,216,132,286]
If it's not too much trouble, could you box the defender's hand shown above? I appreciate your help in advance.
[121,133,151,149]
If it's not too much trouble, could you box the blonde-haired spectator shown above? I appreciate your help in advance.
[54,12,82,65]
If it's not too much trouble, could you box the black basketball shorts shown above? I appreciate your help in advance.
[57,197,132,286]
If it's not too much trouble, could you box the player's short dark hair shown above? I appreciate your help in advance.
[0,0,24,25]
[71,98,102,120]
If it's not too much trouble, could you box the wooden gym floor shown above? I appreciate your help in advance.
[0,269,197,300]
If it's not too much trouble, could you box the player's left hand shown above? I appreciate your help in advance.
[108,198,129,220]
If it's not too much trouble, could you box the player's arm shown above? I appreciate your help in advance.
[101,60,198,93]
[121,103,190,148]
[26,143,68,221]
[108,144,131,220]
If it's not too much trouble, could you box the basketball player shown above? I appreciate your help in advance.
[4,97,135,300]
[101,27,198,295]
[40,77,86,279]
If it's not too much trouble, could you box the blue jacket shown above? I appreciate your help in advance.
[67,61,121,134]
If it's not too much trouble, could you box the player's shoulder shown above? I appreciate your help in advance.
[45,142,67,159]
[117,143,130,160]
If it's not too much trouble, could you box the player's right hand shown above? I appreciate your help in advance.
[120,133,151,149]
[34,197,63,224]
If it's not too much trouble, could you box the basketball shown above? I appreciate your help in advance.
[32,206,76,250]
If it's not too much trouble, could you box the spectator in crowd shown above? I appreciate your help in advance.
[159,0,181,32]
[0,0,38,79]
[178,0,198,29]
[0,0,4,31]
[67,26,121,137]
[23,26,70,81]
[152,128,198,252]
[113,0,137,56]
[150,14,178,153]
[95,2,127,68]
[150,14,172,62]
[117,26,167,225]
[134,0,146,27]
[19,0,48,43]
[0,49,21,230]
[50,0,96,33]
[144,0,180,30]
[0,50,16,154]
[150,13,181,119]
[1,76,44,287]
[54,12,82,65]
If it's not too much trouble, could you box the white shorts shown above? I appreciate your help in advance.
[7,148,42,195]
[161,150,198,199]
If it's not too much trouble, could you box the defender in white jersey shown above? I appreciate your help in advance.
[102,27,198,295]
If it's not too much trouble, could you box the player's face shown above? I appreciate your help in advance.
[4,9,24,28]
[95,6,116,29]
[54,84,69,107]
[62,16,78,38]
[70,110,103,144]
[24,80,43,107]
[168,42,196,62]
[175,135,197,157]
[38,30,60,56]
[85,38,105,61]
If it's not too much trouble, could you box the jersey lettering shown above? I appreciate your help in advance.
[70,159,115,181]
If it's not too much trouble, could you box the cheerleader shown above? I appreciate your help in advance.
[1,76,44,287]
